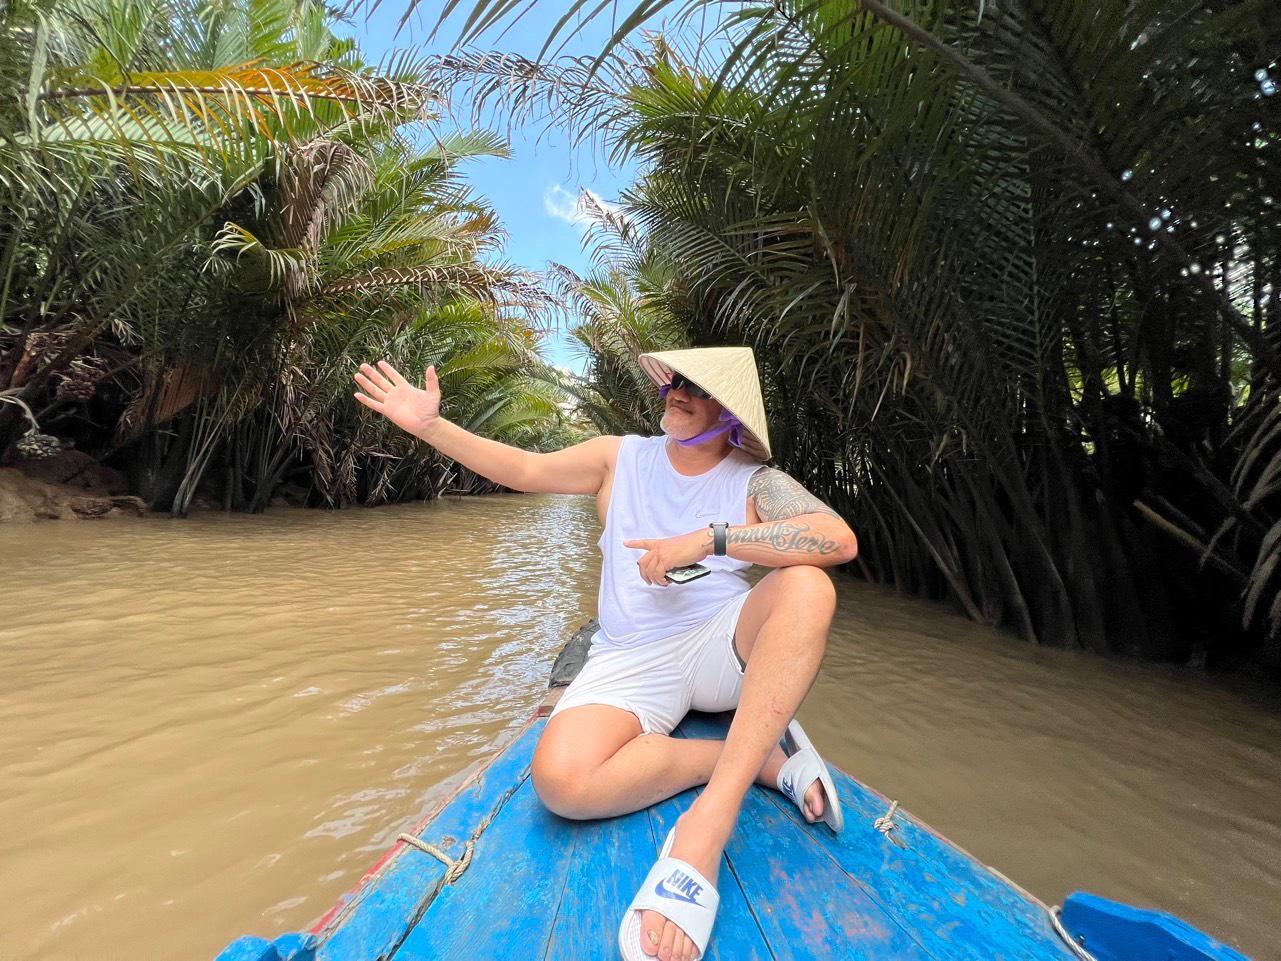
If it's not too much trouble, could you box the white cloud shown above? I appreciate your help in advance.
[543,185,619,231]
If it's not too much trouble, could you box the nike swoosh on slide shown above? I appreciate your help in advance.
[654,879,704,906]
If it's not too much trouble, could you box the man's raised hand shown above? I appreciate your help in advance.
[354,361,441,439]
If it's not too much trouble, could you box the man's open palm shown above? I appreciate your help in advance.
[354,361,440,437]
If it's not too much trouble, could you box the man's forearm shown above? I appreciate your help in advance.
[707,515,859,568]
[417,417,532,491]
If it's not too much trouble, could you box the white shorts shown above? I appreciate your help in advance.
[548,592,750,735]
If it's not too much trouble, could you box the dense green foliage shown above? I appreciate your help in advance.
[444,0,1281,666]
[0,0,571,512]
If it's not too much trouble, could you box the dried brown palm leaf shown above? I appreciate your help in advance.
[115,361,218,443]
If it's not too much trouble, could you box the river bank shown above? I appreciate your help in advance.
[0,454,145,524]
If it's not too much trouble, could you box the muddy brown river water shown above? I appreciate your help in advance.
[1,494,1279,960]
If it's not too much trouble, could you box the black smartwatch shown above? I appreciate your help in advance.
[709,521,729,556]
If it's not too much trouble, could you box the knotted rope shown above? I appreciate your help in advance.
[396,804,501,886]
[874,800,900,839]
[397,833,473,885]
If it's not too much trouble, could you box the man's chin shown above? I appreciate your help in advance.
[661,413,693,441]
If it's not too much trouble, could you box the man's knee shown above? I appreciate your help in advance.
[774,565,837,616]
[531,737,596,819]
[531,705,643,818]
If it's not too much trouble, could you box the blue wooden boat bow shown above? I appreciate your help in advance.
[216,624,1253,961]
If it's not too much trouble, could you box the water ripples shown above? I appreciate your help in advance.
[1,495,1278,959]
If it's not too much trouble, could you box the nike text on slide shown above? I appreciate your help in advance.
[655,870,705,906]
[781,775,796,802]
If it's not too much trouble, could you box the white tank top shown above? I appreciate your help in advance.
[595,434,761,651]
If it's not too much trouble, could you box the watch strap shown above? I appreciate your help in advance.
[710,521,729,556]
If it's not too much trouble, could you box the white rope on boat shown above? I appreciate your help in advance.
[397,833,474,884]
[1049,905,1100,961]
[873,799,900,839]
[396,802,501,885]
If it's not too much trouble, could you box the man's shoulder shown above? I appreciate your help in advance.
[582,433,626,464]
[746,462,781,481]
[576,433,626,448]
[615,433,664,453]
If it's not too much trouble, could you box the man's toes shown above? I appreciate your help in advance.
[640,909,663,956]
[639,909,700,961]
[672,928,697,961]
[658,918,677,960]
[807,778,826,820]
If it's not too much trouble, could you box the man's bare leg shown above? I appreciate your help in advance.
[639,565,836,961]
[532,565,837,961]
[532,709,803,819]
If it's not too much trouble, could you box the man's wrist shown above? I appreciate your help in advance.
[698,527,715,560]
[418,417,446,446]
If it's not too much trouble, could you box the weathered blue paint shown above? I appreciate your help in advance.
[677,712,1080,960]
[392,775,580,958]
[312,722,540,961]
[1060,892,1252,961]
[721,785,937,959]
[214,710,1252,961]
[645,784,778,960]
[544,801,666,958]
[216,933,316,961]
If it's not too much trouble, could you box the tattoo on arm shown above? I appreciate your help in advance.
[727,521,842,556]
[748,468,841,522]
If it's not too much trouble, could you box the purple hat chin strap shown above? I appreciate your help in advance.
[659,385,744,449]
[674,414,743,448]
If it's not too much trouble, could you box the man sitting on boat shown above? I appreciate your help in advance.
[354,346,858,961]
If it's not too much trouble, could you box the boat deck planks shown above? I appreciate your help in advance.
[277,711,1082,960]
[314,725,540,960]
[679,713,1078,961]
[543,805,661,958]
[718,786,936,960]
[391,776,577,959]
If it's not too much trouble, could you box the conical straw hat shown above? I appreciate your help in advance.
[639,347,771,461]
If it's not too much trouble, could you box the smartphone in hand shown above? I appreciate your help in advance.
[666,564,711,585]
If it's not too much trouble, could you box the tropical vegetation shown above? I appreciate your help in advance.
[440,0,1281,667]
[0,0,572,515]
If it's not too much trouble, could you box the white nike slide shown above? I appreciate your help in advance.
[618,827,720,961]
[777,718,845,833]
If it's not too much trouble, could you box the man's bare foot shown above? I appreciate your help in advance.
[757,743,827,823]
[638,802,732,961]
[634,750,829,960]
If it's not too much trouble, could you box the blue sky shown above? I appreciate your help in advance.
[342,4,646,372]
